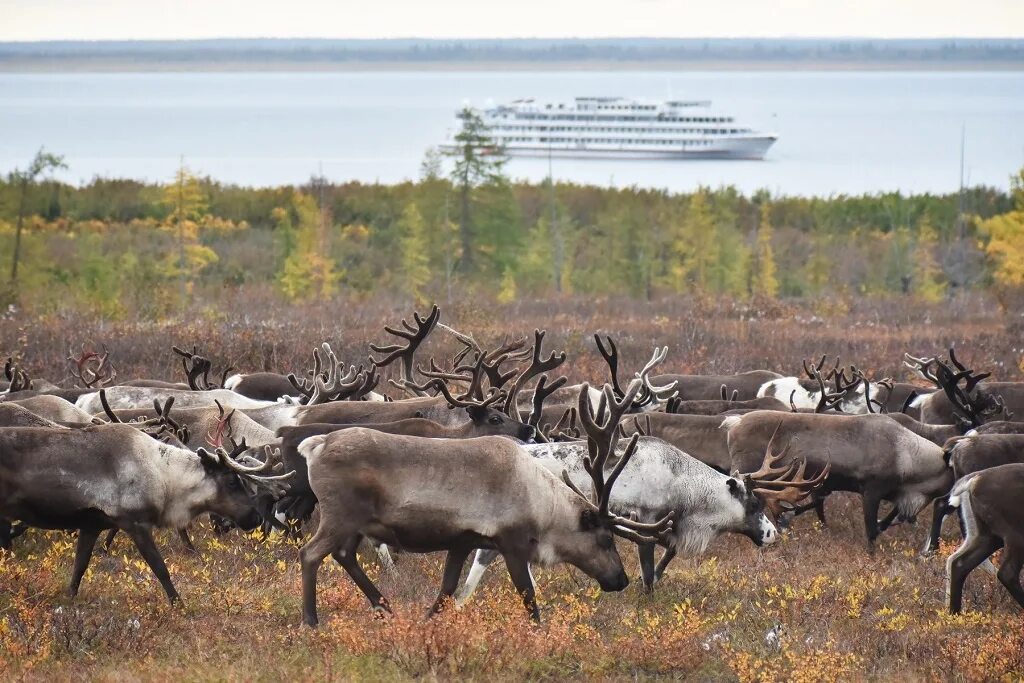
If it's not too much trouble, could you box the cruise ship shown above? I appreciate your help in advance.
[449,96,777,160]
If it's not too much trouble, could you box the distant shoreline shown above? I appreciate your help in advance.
[2,59,1022,73]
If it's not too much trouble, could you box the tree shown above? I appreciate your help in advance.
[445,107,507,273]
[912,214,946,302]
[976,168,1024,292]
[158,162,217,295]
[396,202,431,303]
[752,203,780,298]
[278,193,342,301]
[9,147,66,284]
[670,190,719,293]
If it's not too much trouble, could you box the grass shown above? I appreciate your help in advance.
[2,294,1023,681]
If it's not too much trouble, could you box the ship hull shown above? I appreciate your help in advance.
[443,136,776,161]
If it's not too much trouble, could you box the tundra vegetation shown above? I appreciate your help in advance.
[1,157,1023,314]
[1,295,1023,681]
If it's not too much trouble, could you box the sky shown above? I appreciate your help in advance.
[2,0,1023,41]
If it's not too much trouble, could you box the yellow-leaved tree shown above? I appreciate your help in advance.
[752,203,780,299]
[977,169,1024,299]
[396,202,431,303]
[278,193,342,301]
[670,190,720,293]
[159,164,218,293]
[912,214,946,302]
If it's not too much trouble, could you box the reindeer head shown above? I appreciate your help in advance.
[904,348,1009,428]
[196,441,294,531]
[730,423,830,544]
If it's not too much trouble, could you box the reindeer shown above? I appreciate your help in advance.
[967,421,1024,436]
[224,372,301,401]
[666,392,789,416]
[904,349,1020,426]
[758,358,875,413]
[274,385,542,529]
[0,425,291,599]
[172,345,236,391]
[457,387,826,599]
[10,395,101,424]
[723,410,953,548]
[0,403,65,429]
[78,384,276,413]
[922,434,1024,556]
[297,382,671,626]
[102,399,277,451]
[945,463,1024,614]
[620,412,735,472]
[650,369,782,402]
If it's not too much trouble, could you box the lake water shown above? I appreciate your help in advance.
[1,70,1022,195]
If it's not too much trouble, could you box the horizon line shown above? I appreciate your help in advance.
[4,36,1024,44]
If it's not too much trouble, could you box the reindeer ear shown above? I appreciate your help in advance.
[726,478,742,498]
[579,508,601,530]
[196,447,220,472]
[466,405,488,420]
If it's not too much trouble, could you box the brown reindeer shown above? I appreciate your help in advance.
[723,410,952,549]
[0,425,291,598]
[297,383,671,626]
[945,463,1024,614]
[905,349,1019,426]
[923,434,1024,556]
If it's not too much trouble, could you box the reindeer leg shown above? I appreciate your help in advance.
[788,494,827,526]
[813,496,827,525]
[178,528,198,554]
[428,547,472,617]
[637,542,657,593]
[103,528,119,551]
[299,524,344,627]
[123,524,179,603]
[502,551,540,622]
[996,543,1024,610]
[457,549,500,604]
[375,543,397,575]
[946,534,1000,614]
[69,529,100,597]
[877,505,900,533]
[654,546,677,582]
[922,496,951,556]
[0,519,12,550]
[332,536,390,614]
[861,488,883,552]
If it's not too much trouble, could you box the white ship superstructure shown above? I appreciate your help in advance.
[458,96,777,160]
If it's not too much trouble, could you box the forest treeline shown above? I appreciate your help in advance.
[3,38,1023,68]
[1,151,1022,319]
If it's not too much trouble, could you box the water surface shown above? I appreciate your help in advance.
[1,70,1021,195]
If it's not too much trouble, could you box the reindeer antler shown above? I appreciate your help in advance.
[502,329,567,420]
[803,355,840,382]
[68,343,116,388]
[741,423,831,518]
[561,383,674,544]
[369,305,441,396]
[634,346,679,407]
[594,334,625,398]
[527,374,569,440]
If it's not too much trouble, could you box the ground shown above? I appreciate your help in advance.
[1,295,1022,680]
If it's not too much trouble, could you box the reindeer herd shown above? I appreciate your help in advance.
[1,305,1023,626]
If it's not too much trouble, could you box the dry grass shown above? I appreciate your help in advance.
[1,294,1023,681]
